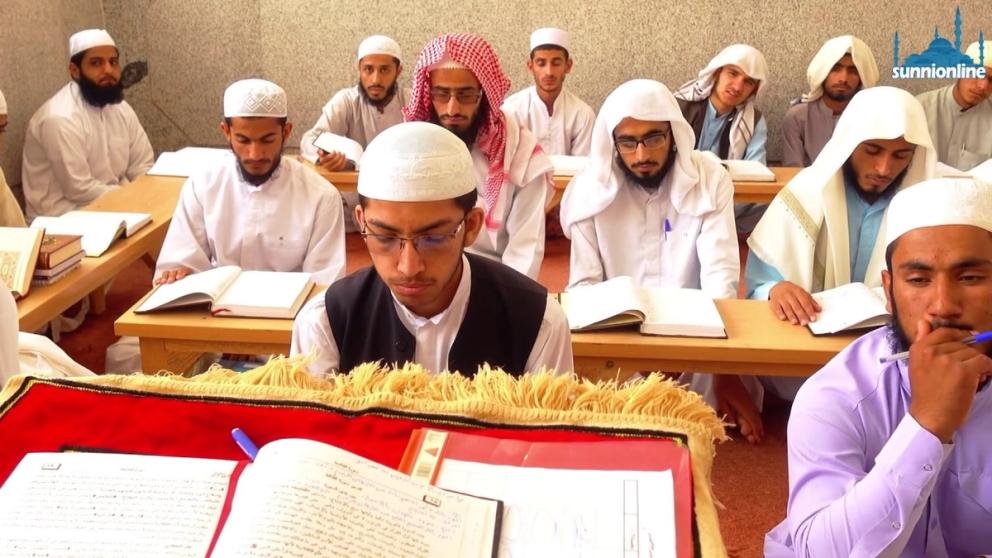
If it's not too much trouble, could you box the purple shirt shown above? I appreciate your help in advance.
[765,326,992,557]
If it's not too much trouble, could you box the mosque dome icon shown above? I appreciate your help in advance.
[903,35,975,67]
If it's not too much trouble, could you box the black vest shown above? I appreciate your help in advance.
[678,98,763,159]
[325,253,547,376]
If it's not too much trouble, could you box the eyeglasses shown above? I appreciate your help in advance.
[430,88,482,105]
[614,130,671,153]
[360,217,466,255]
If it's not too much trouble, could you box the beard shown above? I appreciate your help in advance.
[615,147,678,191]
[823,83,860,103]
[358,79,398,109]
[76,73,124,108]
[842,159,908,204]
[431,106,484,148]
[232,142,284,186]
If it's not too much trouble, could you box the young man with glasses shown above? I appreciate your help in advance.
[402,33,554,280]
[291,122,573,378]
[560,79,739,296]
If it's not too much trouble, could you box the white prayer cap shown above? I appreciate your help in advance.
[69,29,116,58]
[223,79,287,118]
[965,41,991,66]
[0,89,6,115]
[803,35,879,102]
[358,121,475,201]
[885,178,992,248]
[357,35,401,61]
[530,28,570,51]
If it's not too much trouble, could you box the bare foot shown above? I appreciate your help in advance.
[714,375,765,444]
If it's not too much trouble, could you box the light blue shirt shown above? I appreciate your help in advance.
[745,176,893,298]
[697,100,767,163]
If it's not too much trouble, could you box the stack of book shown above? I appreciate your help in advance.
[32,234,83,287]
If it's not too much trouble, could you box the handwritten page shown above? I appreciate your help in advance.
[809,282,890,335]
[0,452,235,557]
[211,438,498,558]
[435,459,677,558]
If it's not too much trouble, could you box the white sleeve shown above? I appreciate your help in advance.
[125,107,154,180]
[37,116,118,205]
[570,104,596,157]
[300,91,353,160]
[696,171,740,299]
[154,177,213,278]
[566,218,605,289]
[301,188,347,284]
[523,297,573,375]
[500,175,549,279]
[290,291,340,378]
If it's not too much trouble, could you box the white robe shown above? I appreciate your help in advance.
[916,84,992,171]
[291,256,573,377]
[21,81,154,219]
[299,85,410,158]
[155,154,346,285]
[567,156,739,298]
[502,86,595,156]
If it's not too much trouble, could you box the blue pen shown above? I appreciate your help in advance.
[879,330,992,364]
[231,427,259,461]
[664,218,672,240]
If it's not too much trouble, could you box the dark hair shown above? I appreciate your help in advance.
[885,240,897,272]
[224,116,288,126]
[530,44,570,60]
[359,189,478,213]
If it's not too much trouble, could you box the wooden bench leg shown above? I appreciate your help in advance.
[89,287,107,316]
[138,338,202,376]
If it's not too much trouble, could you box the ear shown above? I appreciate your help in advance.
[396,62,403,77]
[354,202,365,229]
[565,58,574,74]
[282,122,294,142]
[69,62,81,81]
[526,59,534,72]
[881,269,893,314]
[462,206,485,247]
[219,120,231,141]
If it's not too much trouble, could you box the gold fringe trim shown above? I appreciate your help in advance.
[1,356,729,557]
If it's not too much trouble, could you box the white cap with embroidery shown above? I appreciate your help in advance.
[223,79,287,118]
[69,29,116,58]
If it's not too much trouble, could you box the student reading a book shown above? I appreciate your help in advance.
[560,79,739,298]
[765,177,992,557]
[0,89,26,227]
[154,79,346,286]
[728,87,939,443]
[21,29,154,220]
[291,121,573,377]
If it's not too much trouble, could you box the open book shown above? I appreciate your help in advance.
[562,276,727,337]
[808,282,891,335]
[30,211,151,257]
[137,266,314,318]
[0,227,44,298]
[0,439,502,557]
[699,151,775,181]
[148,147,230,177]
[309,132,364,168]
[548,154,589,176]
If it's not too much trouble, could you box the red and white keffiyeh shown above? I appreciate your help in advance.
[403,33,514,229]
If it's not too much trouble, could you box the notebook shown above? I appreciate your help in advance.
[137,266,314,319]
[30,211,151,257]
[311,132,364,167]
[808,282,891,335]
[699,151,776,181]
[561,276,727,337]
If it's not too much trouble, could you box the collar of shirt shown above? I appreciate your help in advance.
[706,98,735,121]
[391,254,472,332]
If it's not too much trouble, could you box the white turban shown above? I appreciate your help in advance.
[69,29,116,58]
[530,28,570,51]
[802,35,879,103]
[0,89,6,115]
[358,35,401,61]
[357,121,475,201]
[561,79,724,235]
[223,79,287,118]
[965,41,991,67]
[885,178,992,248]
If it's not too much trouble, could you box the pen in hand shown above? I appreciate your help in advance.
[879,330,992,364]
[231,427,259,461]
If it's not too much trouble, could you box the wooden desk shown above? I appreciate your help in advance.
[574,299,856,381]
[117,294,857,379]
[17,175,184,332]
[732,166,800,204]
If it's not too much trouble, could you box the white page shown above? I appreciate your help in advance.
[148,147,229,177]
[30,215,124,257]
[548,155,589,176]
[0,452,235,557]
[562,276,644,330]
[213,271,312,317]
[722,159,775,181]
[314,132,364,167]
[638,287,726,337]
[137,265,241,312]
[809,282,890,335]
[62,210,151,237]
[212,438,497,558]
[436,459,676,558]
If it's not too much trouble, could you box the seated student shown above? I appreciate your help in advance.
[916,40,992,171]
[403,33,553,279]
[291,121,573,378]
[726,86,937,443]
[561,79,739,296]
[21,29,153,219]
[781,35,879,167]
[0,88,26,226]
[502,27,596,156]
[765,177,992,556]
[674,44,769,233]
[155,79,346,286]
